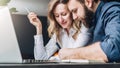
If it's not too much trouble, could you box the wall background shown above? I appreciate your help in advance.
[8,0,49,16]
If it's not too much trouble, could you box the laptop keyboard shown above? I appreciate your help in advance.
[22,59,56,64]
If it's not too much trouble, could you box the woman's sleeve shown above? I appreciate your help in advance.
[34,34,58,60]
[77,24,92,46]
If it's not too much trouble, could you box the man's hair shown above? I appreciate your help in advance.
[102,0,120,2]
[62,0,120,4]
[62,0,99,4]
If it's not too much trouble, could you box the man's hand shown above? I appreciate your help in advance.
[58,48,79,60]
[58,42,108,62]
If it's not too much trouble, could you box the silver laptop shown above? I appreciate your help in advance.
[0,7,23,63]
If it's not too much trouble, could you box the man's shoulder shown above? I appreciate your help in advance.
[102,1,120,11]
[104,1,120,6]
[100,1,120,17]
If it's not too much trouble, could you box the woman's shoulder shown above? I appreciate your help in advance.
[51,33,57,39]
[80,24,90,33]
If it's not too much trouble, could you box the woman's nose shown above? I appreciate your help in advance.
[59,16,64,23]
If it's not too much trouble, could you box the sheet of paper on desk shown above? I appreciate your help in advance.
[61,59,89,63]
[61,59,105,64]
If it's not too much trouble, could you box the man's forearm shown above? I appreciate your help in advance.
[59,42,108,62]
[74,42,108,62]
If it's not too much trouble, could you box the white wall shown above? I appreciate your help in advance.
[8,0,49,16]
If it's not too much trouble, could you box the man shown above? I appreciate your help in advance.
[58,0,120,62]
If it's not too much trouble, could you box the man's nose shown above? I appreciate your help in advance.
[73,14,78,20]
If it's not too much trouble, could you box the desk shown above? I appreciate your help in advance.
[0,63,120,68]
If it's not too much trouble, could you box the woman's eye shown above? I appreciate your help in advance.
[54,14,59,17]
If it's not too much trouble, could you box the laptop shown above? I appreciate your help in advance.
[0,7,23,63]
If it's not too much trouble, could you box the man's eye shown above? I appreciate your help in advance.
[73,9,77,13]
[62,13,67,16]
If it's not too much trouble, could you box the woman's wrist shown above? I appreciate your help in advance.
[36,26,42,35]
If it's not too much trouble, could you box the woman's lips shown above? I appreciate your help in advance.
[61,22,67,25]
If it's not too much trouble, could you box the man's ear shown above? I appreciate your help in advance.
[85,0,93,8]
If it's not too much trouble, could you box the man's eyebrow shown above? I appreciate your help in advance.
[70,9,73,12]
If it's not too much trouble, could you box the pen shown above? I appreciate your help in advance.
[56,42,61,49]
[25,7,30,13]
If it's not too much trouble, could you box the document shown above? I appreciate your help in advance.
[49,55,105,64]
[61,59,105,64]
[61,59,89,63]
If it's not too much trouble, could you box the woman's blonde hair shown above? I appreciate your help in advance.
[47,0,81,40]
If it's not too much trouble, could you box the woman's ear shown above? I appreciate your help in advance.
[85,0,93,8]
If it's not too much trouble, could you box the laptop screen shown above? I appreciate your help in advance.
[11,8,49,59]
[0,7,22,63]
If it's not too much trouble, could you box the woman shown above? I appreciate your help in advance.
[28,0,91,60]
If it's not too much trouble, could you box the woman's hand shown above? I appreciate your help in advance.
[27,12,42,35]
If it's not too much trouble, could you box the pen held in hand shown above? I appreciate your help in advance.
[56,42,61,49]
[25,8,30,13]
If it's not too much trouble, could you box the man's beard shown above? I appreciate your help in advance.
[84,5,94,28]
[75,5,94,28]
